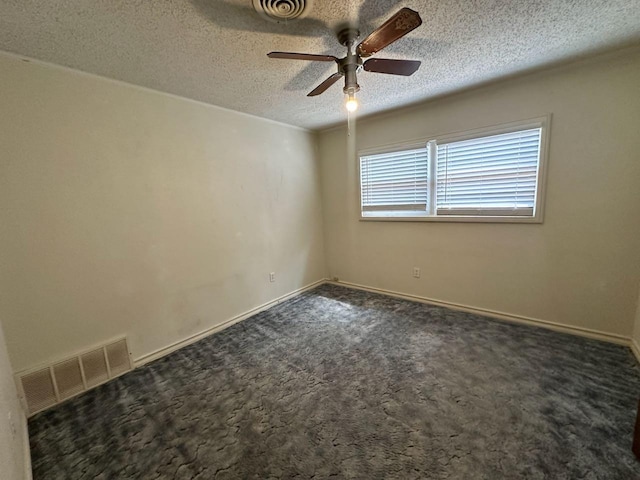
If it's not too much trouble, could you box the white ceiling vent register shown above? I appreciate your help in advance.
[252,0,312,23]
[17,338,132,416]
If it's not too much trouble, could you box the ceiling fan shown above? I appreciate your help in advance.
[267,7,423,112]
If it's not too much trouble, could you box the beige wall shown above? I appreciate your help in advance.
[1,46,639,377]
[0,54,326,372]
[0,320,29,479]
[319,48,640,340]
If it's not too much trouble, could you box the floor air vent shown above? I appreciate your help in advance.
[18,338,132,416]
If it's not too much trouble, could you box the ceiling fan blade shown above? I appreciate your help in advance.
[268,52,338,62]
[307,73,343,97]
[356,8,422,57]
[363,58,421,76]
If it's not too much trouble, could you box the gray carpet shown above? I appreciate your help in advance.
[29,284,640,479]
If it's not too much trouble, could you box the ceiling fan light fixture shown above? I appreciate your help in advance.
[345,92,358,112]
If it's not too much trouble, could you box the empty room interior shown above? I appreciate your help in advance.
[2,1,640,478]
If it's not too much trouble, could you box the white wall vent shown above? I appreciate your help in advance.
[81,348,109,388]
[252,0,313,23]
[20,367,57,414]
[17,337,132,416]
[53,358,84,400]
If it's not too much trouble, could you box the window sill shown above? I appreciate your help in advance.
[359,214,543,224]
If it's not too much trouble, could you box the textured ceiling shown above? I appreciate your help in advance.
[1,0,639,130]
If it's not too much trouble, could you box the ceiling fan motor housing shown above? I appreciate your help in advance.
[252,0,313,23]
[339,57,362,94]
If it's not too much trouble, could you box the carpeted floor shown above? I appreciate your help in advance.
[29,284,640,479]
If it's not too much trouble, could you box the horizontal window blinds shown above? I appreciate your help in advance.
[436,128,541,215]
[360,147,428,211]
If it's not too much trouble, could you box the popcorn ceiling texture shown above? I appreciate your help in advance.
[0,0,639,129]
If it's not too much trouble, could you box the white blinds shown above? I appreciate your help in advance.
[360,147,428,211]
[436,128,542,216]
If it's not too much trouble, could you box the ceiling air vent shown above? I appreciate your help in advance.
[252,0,313,23]
[17,337,132,416]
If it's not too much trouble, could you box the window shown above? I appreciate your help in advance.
[359,117,549,223]
[360,147,428,212]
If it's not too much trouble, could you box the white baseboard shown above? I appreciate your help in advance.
[23,412,32,480]
[328,280,631,347]
[134,279,325,367]
[631,338,640,364]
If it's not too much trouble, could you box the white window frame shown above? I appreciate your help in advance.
[358,115,551,223]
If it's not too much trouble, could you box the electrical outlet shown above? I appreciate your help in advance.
[413,267,421,278]
[269,272,275,282]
